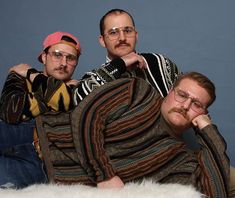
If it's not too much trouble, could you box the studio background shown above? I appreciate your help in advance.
[0,0,234,165]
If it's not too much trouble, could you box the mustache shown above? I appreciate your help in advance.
[115,41,130,48]
[168,107,189,120]
[54,66,67,72]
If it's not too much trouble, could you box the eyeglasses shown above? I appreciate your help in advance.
[104,26,136,40]
[173,88,206,113]
[47,50,78,66]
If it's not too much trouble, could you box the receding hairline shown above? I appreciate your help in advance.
[99,9,135,35]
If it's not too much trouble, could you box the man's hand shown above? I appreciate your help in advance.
[97,176,124,189]
[192,114,212,130]
[121,52,146,70]
[9,63,31,78]
[65,79,79,86]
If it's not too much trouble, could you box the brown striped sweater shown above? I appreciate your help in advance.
[36,77,229,197]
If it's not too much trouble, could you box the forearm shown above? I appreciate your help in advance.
[196,124,230,197]
[72,78,138,182]
[71,77,164,184]
[0,73,29,123]
[139,53,181,97]
[0,72,51,122]
[72,58,126,106]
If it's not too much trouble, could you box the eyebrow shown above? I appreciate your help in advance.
[177,88,203,103]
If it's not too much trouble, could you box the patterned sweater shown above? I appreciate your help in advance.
[0,53,180,124]
[36,77,229,198]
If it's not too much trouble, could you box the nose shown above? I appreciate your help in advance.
[182,98,192,111]
[119,30,126,41]
[61,55,67,66]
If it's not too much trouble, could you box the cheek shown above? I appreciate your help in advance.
[188,111,200,121]
[129,36,137,45]
[104,39,115,48]
[161,98,172,115]
[44,62,56,74]
[68,66,76,74]
[163,95,175,109]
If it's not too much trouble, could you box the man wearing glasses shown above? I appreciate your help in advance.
[0,31,82,123]
[67,72,229,197]
[0,31,83,188]
[98,9,180,98]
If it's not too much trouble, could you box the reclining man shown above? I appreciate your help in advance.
[35,72,229,198]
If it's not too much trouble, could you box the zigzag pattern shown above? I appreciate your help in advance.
[73,74,105,105]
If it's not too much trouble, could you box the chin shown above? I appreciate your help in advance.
[116,47,132,54]
[169,115,188,127]
[54,74,68,81]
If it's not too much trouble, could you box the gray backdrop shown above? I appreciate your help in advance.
[0,0,234,165]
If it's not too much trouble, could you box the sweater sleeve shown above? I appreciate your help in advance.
[194,124,230,197]
[70,77,163,183]
[0,72,29,123]
[0,72,73,123]
[133,53,181,97]
[72,58,126,105]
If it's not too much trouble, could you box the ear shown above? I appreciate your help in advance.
[135,31,138,41]
[99,35,106,48]
[41,52,47,64]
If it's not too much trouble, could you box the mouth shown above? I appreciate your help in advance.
[55,68,67,74]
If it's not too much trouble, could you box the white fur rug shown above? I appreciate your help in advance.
[0,180,203,198]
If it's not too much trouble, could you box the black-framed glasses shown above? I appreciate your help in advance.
[104,26,136,40]
[173,88,206,113]
[47,50,78,66]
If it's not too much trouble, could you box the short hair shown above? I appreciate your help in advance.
[99,9,135,35]
[173,71,216,107]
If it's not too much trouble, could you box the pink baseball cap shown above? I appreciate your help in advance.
[38,31,81,63]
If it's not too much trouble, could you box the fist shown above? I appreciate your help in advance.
[192,114,212,129]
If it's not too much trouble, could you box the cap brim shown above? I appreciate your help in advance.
[38,53,43,63]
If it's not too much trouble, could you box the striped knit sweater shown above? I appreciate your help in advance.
[0,53,180,124]
[36,78,229,198]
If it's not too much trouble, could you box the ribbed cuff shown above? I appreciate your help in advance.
[104,58,126,78]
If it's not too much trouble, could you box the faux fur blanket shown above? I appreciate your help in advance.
[0,181,203,198]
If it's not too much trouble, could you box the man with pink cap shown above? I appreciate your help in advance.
[0,31,81,123]
[0,31,82,188]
